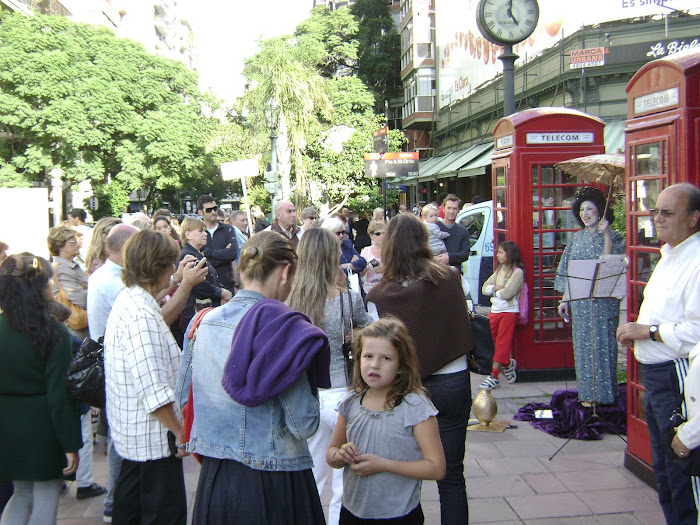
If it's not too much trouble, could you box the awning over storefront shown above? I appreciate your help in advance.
[415,156,442,179]
[604,120,625,154]
[437,142,492,175]
[413,142,494,182]
[457,145,494,178]
[417,152,462,180]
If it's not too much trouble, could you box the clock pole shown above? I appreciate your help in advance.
[499,44,519,117]
[476,0,539,117]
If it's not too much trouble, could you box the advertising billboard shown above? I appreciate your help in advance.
[437,0,700,109]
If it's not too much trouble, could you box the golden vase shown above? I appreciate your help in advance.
[473,388,498,426]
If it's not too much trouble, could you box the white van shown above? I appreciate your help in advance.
[456,200,494,306]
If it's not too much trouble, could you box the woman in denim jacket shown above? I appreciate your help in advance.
[176,231,330,524]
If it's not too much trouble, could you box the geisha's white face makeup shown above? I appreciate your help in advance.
[579,200,600,229]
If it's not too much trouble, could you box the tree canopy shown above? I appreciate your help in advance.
[0,5,408,217]
[0,12,219,215]
[239,5,405,212]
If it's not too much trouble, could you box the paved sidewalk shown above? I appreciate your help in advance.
[55,374,664,524]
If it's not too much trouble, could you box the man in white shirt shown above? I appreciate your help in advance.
[617,183,700,525]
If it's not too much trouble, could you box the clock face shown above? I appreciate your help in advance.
[477,0,540,45]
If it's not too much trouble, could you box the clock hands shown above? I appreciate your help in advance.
[505,0,520,26]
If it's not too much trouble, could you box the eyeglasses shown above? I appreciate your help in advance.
[306,216,318,221]
[372,232,384,237]
[204,206,218,213]
[650,208,680,218]
[335,231,345,237]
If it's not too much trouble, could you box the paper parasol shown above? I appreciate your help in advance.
[555,153,625,218]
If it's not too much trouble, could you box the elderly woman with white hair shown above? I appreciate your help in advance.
[320,218,367,296]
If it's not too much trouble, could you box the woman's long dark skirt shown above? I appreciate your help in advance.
[193,456,325,525]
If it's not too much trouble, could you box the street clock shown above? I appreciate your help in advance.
[476,0,540,45]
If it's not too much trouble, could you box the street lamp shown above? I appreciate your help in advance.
[263,98,280,216]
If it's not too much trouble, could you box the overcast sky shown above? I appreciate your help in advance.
[183,0,313,103]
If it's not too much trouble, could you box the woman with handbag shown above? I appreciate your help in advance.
[365,213,473,525]
[287,228,371,525]
[0,254,82,525]
[321,217,367,298]
[47,225,106,500]
[178,231,329,524]
[47,225,89,340]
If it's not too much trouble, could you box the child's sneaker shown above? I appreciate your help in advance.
[502,358,517,384]
[479,375,500,390]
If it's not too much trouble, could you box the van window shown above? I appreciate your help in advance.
[460,210,487,248]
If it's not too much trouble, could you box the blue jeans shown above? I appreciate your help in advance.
[104,432,122,514]
[423,370,471,525]
[641,360,698,525]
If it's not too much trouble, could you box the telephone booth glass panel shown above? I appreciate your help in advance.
[494,164,508,249]
[529,164,581,343]
[626,136,670,465]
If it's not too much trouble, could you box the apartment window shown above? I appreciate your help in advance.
[416,43,432,59]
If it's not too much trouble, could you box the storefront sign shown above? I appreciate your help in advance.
[570,47,609,69]
[646,38,700,59]
[526,132,594,144]
[633,87,679,114]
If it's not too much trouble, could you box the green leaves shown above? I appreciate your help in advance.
[0,11,218,205]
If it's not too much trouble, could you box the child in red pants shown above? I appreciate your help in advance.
[479,241,524,390]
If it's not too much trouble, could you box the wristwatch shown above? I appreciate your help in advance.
[649,325,659,342]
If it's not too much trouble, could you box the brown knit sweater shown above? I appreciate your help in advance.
[367,270,473,378]
[270,220,300,250]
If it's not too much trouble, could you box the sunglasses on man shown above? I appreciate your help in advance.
[204,206,218,214]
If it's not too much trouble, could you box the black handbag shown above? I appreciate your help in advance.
[467,313,494,375]
[340,291,355,385]
[66,337,105,408]
[666,406,700,476]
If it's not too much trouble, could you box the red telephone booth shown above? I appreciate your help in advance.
[491,108,606,378]
[624,50,700,483]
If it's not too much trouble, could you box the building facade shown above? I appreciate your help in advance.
[398,1,700,208]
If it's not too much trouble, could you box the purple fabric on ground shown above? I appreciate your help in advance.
[514,383,627,440]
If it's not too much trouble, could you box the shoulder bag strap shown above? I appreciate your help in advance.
[339,290,345,333]
[347,289,354,334]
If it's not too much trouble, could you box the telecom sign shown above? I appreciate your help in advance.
[363,152,419,179]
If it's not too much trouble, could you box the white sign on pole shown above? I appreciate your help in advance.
[221,156,261,236]
[221,156,261,181]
